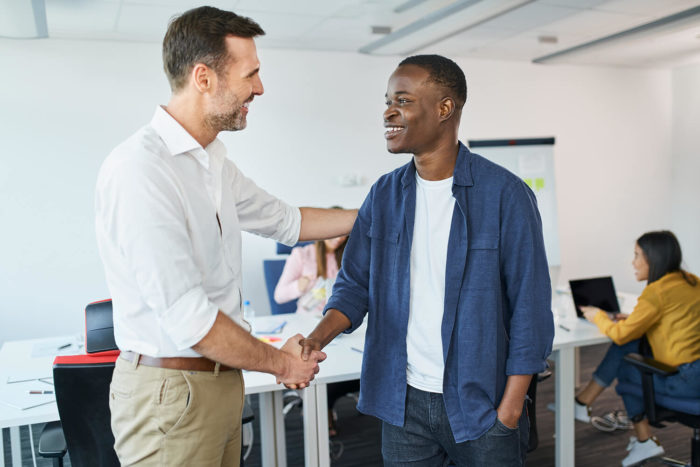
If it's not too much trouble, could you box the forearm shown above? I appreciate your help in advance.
[193,311,288,377]
[298,207,357,241]
[274,279,304,304]
[307,309,352,348]
[497,374,532,424]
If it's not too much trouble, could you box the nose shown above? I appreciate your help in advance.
[253,74,264,96]
[383,105,397,121]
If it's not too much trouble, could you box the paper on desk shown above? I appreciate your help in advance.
[31,338,82,358]
[7,369,52,384]
[254,321,288,334]
[0,381,55,410]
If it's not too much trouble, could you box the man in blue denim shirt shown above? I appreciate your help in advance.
[300,55,554,465]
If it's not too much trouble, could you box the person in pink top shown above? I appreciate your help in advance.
[274,226,359,436]
[274,234,347,315]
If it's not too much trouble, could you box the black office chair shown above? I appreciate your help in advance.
[38,300,122,467]
[617,352,700,466]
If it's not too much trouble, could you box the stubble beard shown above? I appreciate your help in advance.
[205,86,247,133]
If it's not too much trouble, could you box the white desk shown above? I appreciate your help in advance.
[0,314,322,467]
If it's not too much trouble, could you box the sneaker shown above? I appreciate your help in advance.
[621,436,664,466]
[546,400,591,423]
[591,410,634,432]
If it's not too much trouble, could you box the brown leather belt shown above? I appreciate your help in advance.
[120,351,235,372]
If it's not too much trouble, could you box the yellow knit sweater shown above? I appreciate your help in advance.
[593,271,700,367]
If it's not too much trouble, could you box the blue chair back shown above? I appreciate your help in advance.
[276,241,312,255]
[263,259,298,315]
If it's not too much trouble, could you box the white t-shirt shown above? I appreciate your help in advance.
[406,172,455,393]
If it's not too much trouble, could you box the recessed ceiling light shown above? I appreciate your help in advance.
[538,35,558,44]
[371,25,392,35]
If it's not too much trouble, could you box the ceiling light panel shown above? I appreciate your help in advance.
[359,0,535,55]
[594,0,700,18]
[534,5,700,66]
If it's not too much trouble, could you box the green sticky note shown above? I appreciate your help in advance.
[524,178,533,188]
[535,178,545,190]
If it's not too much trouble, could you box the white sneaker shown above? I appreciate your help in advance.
[575,401,592,423]
[545,401,592,423]
[621,436,665,466]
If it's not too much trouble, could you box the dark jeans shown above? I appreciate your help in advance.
[593,341,700,418]
[382,385,529,466]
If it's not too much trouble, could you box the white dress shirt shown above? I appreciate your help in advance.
[95,106,301,357]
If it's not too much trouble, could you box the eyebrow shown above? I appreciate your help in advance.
[245,66,260,79]
[385,91,410,98]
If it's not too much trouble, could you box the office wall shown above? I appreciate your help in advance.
[670,63,700,273]
[0,38,674,344]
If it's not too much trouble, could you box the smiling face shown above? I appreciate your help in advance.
[383,65,445,155]
[205,35,264,132]
[632,243,650,282]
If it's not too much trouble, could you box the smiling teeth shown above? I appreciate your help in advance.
[387,127,402,132]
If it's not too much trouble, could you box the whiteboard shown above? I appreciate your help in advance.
[468,138,560,266]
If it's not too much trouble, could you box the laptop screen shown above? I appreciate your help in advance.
[569,276,620,318]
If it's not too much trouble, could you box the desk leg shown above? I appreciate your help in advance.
[10,426,21,467]
[303,385,319,467]
[259,392,287,467]
[575,347,581,387]
[315,384,330,467]
[554,347,575,467]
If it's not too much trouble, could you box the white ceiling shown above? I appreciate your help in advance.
[21,0,700,67]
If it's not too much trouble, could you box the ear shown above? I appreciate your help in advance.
[191,63,214,94]
[438,97,455,121]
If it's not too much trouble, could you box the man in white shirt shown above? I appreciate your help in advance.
[95,7,356,466]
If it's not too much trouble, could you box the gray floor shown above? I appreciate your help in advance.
[3,343,692,466]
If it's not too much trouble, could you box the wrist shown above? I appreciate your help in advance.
[274,349,293,380]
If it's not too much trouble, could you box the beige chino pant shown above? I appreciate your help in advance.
[109,355,244,467]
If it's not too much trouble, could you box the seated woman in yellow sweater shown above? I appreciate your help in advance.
[579,230,700,467]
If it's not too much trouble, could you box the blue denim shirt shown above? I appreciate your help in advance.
[325,142,554,442]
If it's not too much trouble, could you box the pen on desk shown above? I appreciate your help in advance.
[272,321,287,333]
[558,324,571,332]
[28,390,54,395]
[351,347,363,354]
[57,343,71,350]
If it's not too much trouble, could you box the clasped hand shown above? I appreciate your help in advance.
[276,334,326,389]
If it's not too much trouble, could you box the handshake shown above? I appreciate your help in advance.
[275,334,326,389]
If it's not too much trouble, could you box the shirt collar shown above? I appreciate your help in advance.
[401,141,473,187]
[150,106,227,170]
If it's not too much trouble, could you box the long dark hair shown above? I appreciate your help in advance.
[315,206,348,279]
[637,230,696,286]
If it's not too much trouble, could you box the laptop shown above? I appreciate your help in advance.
[569,276,620,319]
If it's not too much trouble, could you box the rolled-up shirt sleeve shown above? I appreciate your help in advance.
[96,156,219,350]
[229,161,301,246]
[499,180,554,375]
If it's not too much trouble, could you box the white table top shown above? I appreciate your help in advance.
[0,309,607,430]
[0,313,358,427]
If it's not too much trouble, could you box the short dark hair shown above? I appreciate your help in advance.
[162,6,265,92]
[636,230,696,286]
[398,54,467,109]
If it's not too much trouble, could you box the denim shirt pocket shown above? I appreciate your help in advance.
[367,223,400,283]
[465,233,500,289]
